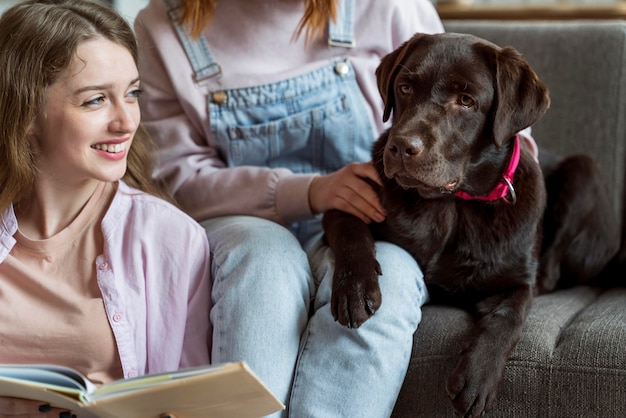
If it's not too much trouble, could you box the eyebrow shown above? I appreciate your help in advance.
[74,77,141,95]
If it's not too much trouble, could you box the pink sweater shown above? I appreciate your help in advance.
[135,0,444,224]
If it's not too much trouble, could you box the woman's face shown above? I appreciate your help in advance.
[30,37,141,186]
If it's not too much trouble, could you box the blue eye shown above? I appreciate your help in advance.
[83,96,105,107]
[128,88,143,98]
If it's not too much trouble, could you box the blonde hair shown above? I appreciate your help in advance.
[178,0,338,43]
[0,0,173,212]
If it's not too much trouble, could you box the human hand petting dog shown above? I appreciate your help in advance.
[309,162,386,224]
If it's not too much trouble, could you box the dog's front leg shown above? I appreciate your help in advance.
[322,209,382,328]
[446,285,533,418]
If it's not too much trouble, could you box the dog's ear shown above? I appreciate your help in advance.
[376,34,424,123]
[484,44,550,147]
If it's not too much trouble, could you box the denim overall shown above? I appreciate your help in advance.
[162,3,427,417]
[164,0,376,244]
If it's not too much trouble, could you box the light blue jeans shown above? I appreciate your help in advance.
[204,216,428,417]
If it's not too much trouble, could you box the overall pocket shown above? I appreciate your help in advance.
[209,62,374,174]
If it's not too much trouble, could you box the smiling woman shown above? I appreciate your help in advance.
[27,37,142,203]
[0,1,212,417]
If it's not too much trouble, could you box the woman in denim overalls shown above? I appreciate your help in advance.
[136,0,444,416]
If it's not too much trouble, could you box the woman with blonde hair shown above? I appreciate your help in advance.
[0,1,211,415]
[135,0,443,416]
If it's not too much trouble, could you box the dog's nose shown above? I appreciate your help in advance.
[387,136,422,160]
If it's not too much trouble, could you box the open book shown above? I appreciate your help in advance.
[0,361,284,418]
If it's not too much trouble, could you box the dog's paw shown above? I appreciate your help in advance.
[445,350,503,418]
[331,260,382,328]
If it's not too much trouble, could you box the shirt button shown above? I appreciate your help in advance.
[212,91,228,104]
[98,261,109,271]
[334,61,349,76]
[128,369,137,378]
[112,312,123,322]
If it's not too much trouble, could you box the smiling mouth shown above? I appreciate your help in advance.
[91,143,126,153]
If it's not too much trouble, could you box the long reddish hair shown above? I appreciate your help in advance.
[178,0,338,43]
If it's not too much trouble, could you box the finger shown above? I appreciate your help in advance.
[0,398,70,417]
[350,161,383,185]
[335,192,384,224]
[349,179,385,216]
[348,195,385,223]
[339,175,386,220]
[0,397,39,415]
[341,164,386,216]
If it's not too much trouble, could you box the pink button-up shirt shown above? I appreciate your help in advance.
[0,181,212,377]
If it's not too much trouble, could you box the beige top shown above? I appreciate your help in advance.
[0,182,123,385]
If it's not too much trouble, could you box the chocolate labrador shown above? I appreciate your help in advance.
[323,33,621,418]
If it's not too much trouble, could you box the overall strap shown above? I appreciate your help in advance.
[162,0,221,81]
[328,0,355,48]
[163,0,356,82]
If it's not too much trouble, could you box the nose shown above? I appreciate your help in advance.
[109,102,139,133]
[386,135,423,160]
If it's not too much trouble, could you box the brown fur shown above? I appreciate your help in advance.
[323,33,621,417]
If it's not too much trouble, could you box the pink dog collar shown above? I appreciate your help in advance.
[455,135,520,204]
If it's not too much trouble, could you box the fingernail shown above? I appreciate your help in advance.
[38,404,51,412]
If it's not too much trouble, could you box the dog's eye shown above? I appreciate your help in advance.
[398,84,413,96]
[457,95,475,108]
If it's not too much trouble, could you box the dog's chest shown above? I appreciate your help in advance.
[376,196,457,265]
[376,192,533,292]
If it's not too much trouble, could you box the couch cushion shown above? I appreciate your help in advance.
[393,287,626,417]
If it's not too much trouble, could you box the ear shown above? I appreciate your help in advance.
[376,33,425,123]
[483,44,550,147]
[27,119,39,138]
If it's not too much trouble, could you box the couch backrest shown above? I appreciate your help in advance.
[443,20,626,230]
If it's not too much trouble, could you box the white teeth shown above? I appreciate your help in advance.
[91,143,126,153]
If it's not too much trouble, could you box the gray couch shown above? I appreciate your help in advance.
[392,20,626,418]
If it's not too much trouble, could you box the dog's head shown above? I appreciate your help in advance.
[374,32,550,199]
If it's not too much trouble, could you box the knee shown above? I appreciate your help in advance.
[204,216,313,297]
[204,216,307,267]
[203,216,300,250]
[374,242,428,306]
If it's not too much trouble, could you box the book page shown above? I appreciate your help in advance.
[89,363,229,399]
[0,362,284,418]
[0,377,101,418]
[0,364,97,396]
[88,362,284,418]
